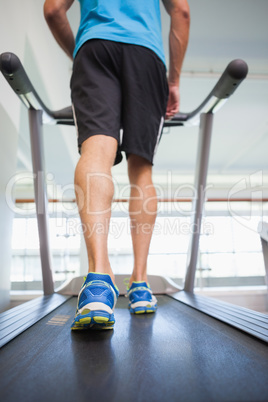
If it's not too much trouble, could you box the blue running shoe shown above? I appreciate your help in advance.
[127,282,157,314]
[71,272,119,330]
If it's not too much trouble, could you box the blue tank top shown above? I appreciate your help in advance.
[73,0,166,66]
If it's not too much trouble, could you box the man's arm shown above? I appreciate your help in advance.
[44,0,75,60]
[162,0,190,119]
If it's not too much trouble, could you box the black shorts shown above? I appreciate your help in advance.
[70,39,168,165]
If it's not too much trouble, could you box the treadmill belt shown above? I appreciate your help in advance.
[0,295,268,402]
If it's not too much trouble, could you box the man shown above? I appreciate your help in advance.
[44,0,190,329]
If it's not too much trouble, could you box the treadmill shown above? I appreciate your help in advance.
[0,53,268,402]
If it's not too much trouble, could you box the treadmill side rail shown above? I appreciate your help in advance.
[0,294,71,348]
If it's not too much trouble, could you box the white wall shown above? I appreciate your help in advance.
[0,0,26,311]
[0,0,78,309]
[0,105,18,312]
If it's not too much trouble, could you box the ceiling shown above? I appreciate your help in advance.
[1,0,268,201]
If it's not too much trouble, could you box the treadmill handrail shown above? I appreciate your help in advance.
[0,52,248,126]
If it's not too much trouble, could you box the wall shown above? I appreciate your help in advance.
[0,0,78,310]
[0,0,25,311]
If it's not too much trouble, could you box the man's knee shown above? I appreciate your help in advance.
[80,135,118,169]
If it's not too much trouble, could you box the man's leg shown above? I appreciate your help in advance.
[126,154,158,314]
[70,41,122,329]
[74,135,117,283]
[127,154,158,286]
[71,134,120,330]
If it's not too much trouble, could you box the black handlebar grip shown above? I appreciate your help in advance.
[0,52,34,95]
[212,59,248,99]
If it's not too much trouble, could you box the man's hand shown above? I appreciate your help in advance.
[165,84,180,120]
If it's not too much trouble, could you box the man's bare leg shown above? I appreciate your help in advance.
[127,154,158,286]
[74,135,117,284]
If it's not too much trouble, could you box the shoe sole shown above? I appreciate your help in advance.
[129,304,157,314]
[71,309,115,330]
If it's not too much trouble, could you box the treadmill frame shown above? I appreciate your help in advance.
[2,53,267,347]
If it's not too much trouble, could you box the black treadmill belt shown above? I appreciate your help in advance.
[0,296,268,402]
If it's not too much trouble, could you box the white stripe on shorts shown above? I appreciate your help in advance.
[71,103,79,139]
[153,116,164,159]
